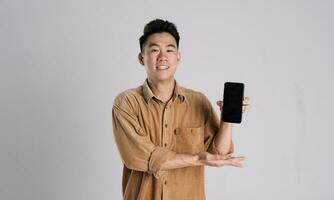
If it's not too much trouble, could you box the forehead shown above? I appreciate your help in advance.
[145,32,177,47]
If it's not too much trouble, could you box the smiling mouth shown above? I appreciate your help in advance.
[156,65,169,70]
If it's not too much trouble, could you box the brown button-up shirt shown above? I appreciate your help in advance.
[112,80,233,200]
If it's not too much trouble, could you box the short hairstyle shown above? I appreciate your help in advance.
[139,19,180,52]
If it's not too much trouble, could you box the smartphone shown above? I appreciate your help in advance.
[222,82,244,123]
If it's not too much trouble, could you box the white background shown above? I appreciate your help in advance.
[1,0,333,199]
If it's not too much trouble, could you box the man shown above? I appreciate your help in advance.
[112,19,250,200]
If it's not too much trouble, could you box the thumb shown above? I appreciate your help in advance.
[216,100,223,107]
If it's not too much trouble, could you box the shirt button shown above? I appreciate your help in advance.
[164,143,167,147]
[164,180,167,185]
[164,124,168,128]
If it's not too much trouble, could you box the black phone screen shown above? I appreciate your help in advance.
[222,82,244,123]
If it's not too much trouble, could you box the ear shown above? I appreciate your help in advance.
[177,51,181,62]
[138,52,144,65]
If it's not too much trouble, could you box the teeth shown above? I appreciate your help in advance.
[156,65,169,70]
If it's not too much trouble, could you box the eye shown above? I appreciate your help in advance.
[167,48,175,53]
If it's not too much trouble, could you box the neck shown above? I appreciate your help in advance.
[147,78,175,103]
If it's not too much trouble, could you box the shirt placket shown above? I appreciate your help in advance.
[161,100,172,200]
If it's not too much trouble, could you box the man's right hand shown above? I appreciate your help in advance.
[197,151,245,167]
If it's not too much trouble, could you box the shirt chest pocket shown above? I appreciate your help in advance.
[172,126,204,154]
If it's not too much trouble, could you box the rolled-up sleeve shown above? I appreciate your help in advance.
[112,94,174,176]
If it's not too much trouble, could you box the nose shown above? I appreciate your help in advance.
[157,51,168,62]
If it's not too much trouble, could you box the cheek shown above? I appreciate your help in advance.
[169,56,179,64]
[145,56,157,67]
[144,54,153,62]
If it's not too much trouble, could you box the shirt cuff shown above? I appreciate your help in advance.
[148,147,176,179]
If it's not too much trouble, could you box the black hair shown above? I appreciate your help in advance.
[139,19,180,52]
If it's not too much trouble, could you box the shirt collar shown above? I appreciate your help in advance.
[142,79,186,103]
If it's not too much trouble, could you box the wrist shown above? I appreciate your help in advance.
[178,153,203,167]
[193,154,204,166]
[220,120,233,128]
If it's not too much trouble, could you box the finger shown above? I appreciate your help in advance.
[243,97,250,105]
[228,156,245,161]
[242,106,250,113]
[205,159,243,167]
[206,162,224,167]
[216,100,223,107]
[224,157,245,166]
[232,158,245,163]
[231,162,243,167]
[205,159,226,167]
[226,159,243,167]
[220,160,242,167]
[209,156,244,164]
[242,104,250,111]
[208,154,225,161]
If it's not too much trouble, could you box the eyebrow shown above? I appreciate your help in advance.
[166,44,177,49]
[148,43,177,49]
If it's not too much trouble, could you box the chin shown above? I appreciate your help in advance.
[154,75,174,82]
